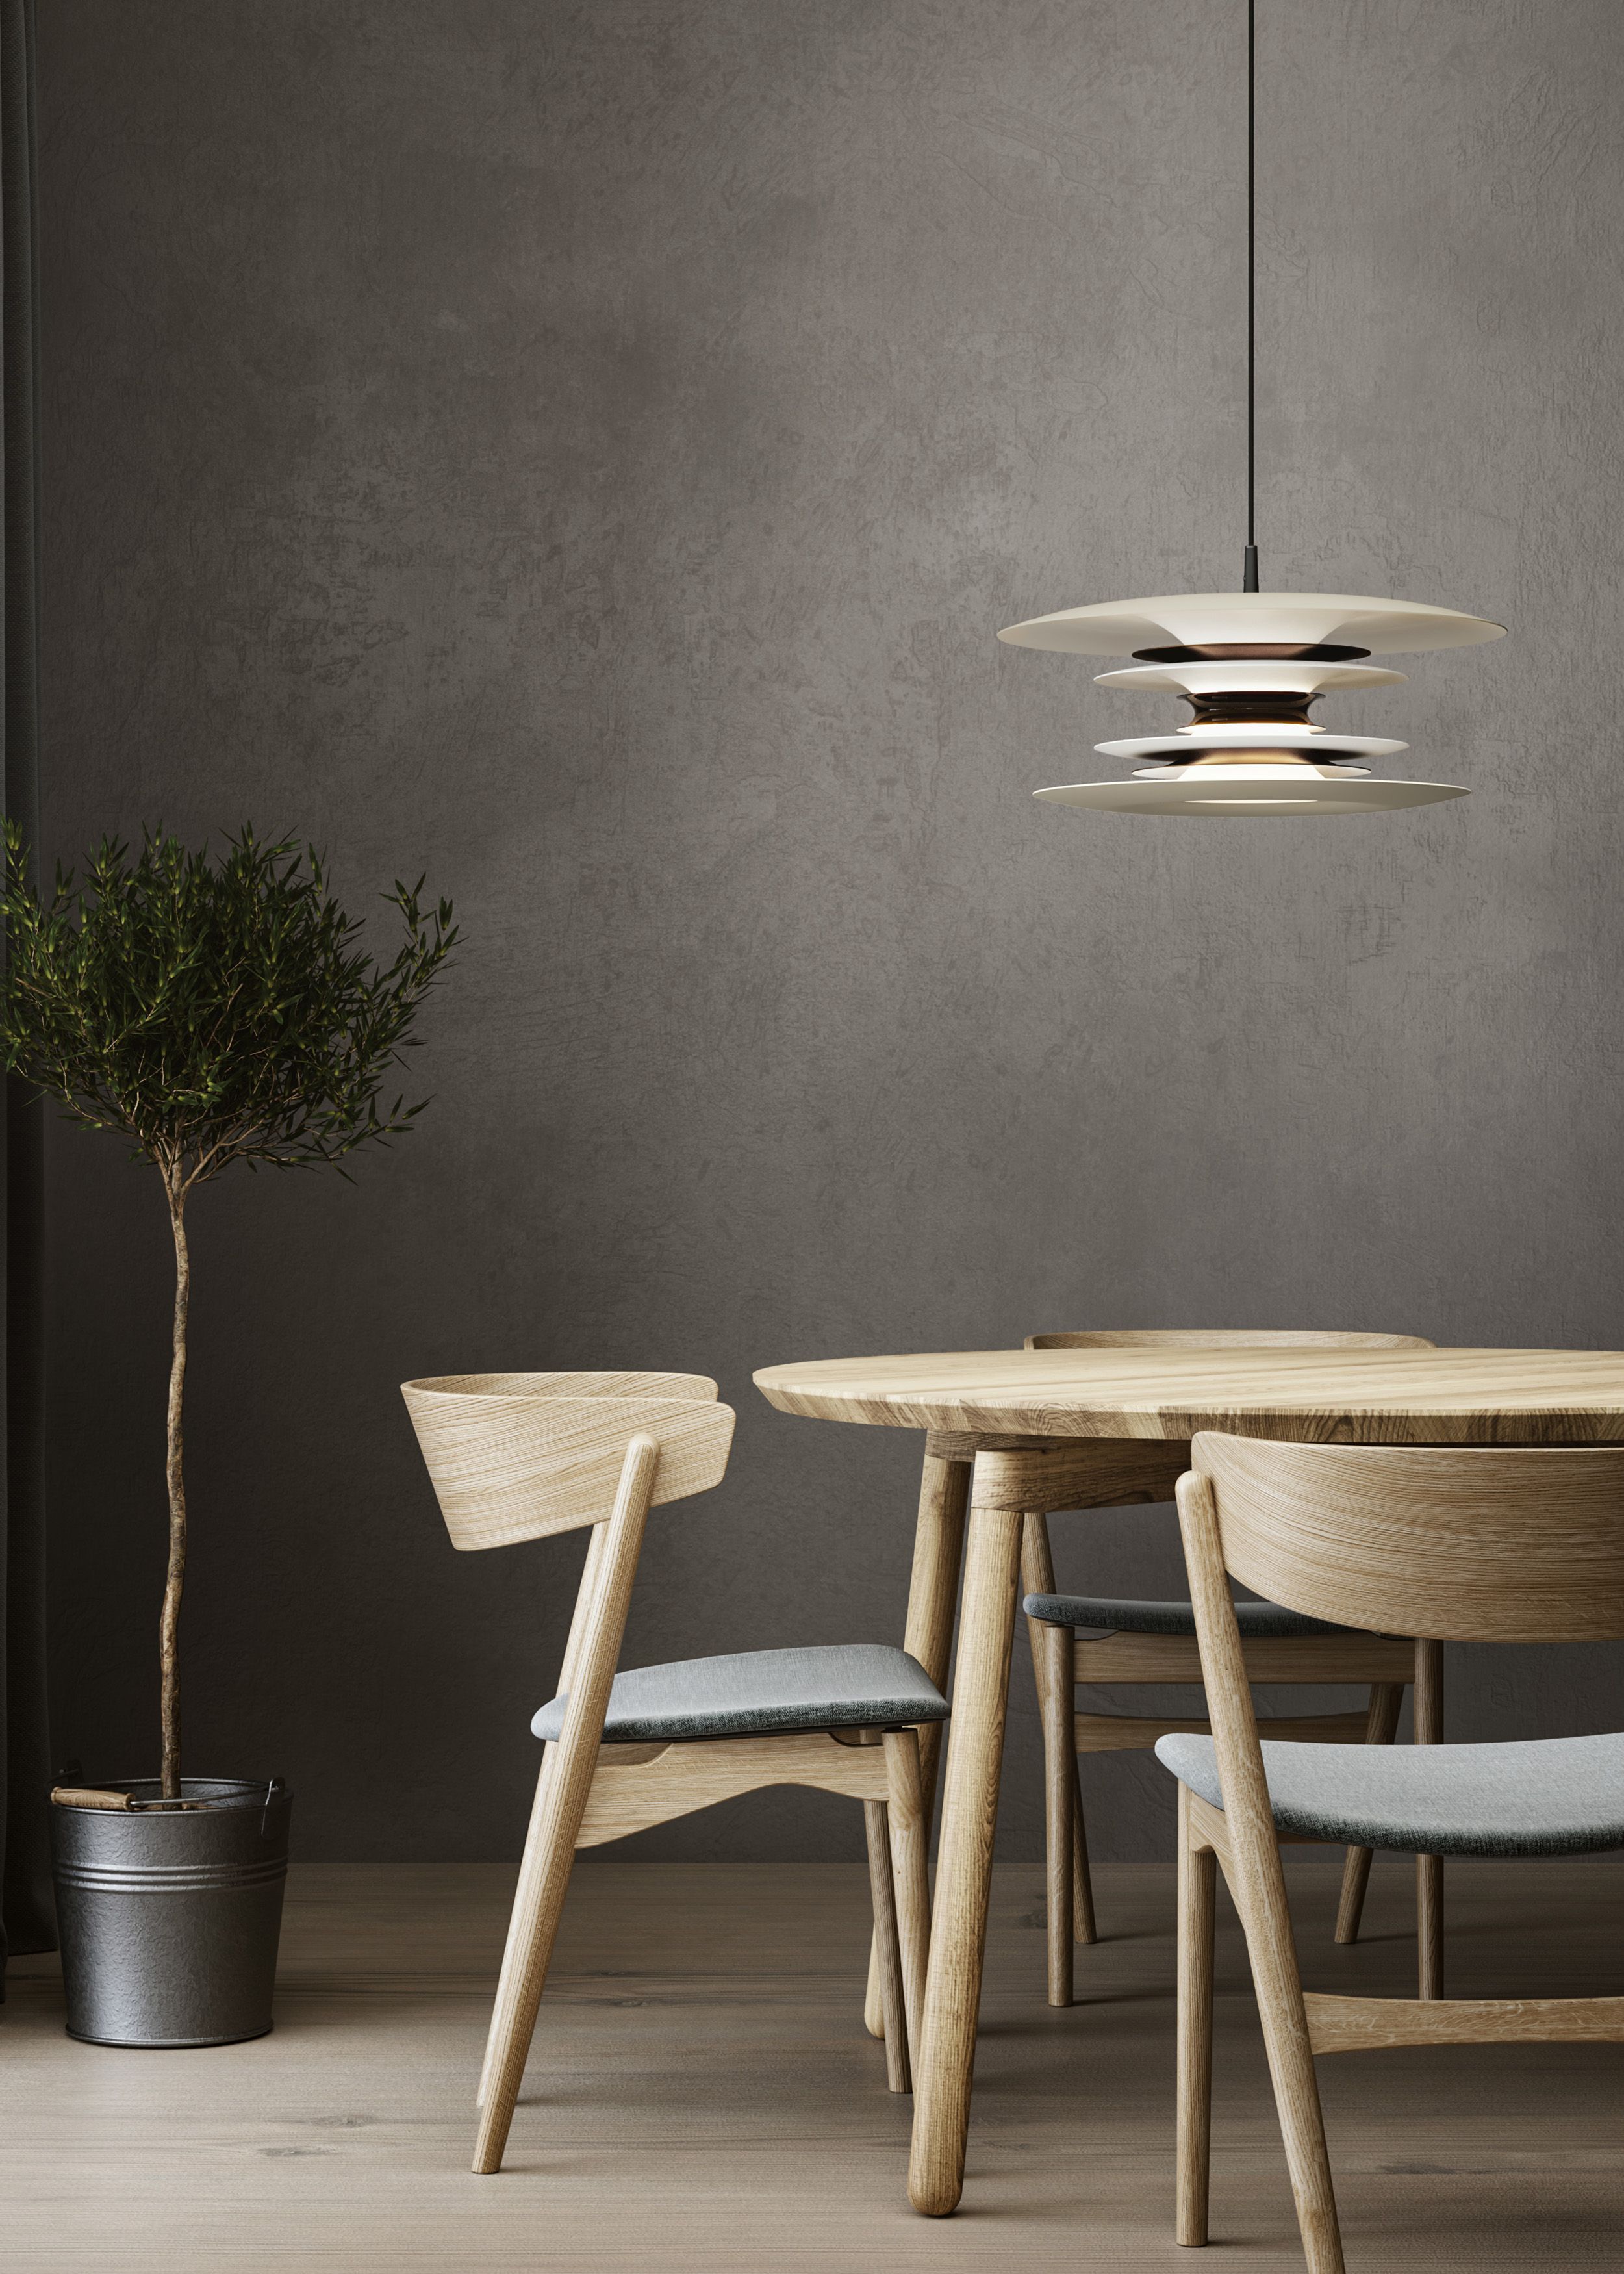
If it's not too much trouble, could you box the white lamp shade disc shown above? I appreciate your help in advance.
[1095,659,1407,696]
[1094,730,1408,760]
[1035,773,1468,817]
[999,590,1505,657]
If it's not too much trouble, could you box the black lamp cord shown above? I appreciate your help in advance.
[1243,0,1259,592]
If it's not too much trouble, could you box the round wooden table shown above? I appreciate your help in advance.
[752,1346,1624,2217]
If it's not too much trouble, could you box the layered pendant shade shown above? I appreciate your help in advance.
[1004,590,1504,817]
[1007,3,1507,820]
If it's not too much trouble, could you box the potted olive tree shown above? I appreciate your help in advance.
[0,823,454,2046]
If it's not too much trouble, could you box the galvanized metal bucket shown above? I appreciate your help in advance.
[51,1778,292,2047]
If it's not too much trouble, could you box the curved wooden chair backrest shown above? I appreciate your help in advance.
[1189,1432,1624,1644]
[402,1371,736,1549]
[1026,1329,1435,1350]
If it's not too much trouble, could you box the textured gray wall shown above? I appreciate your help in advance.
[32,0,1624,1861]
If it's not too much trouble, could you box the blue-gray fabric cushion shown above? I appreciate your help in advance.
[531,1643,950,1745]
[1155,1730,1624,1858]
[1022,1592,1348,1639]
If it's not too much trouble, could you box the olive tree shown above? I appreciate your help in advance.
[0,824,455,1796]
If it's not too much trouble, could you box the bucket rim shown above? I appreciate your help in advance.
[51,1776,292,1812]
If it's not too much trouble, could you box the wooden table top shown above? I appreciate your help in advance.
[752,1346,1624,1444]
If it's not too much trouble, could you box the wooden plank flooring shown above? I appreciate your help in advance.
[3,1852,1621,2270]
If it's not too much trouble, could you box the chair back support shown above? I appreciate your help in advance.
[1191,1432,1624,1644]
[403,1372,736,1548]
[418,1370,719,1400]
[1027,1329,1434,1350]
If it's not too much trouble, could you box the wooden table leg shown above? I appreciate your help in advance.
[907,1483,1022,2217]
[906,1452,971,1817]
[865,1448,969,2038]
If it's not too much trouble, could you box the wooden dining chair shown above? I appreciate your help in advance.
[1018,1330,1439,2008]
[1160,1434,1624,2272]
[401,1370,947,2175]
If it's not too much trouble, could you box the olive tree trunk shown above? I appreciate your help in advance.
[160,1169,190,1798]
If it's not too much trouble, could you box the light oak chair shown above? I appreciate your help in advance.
[1159,1433,1624,2272]
[402,1370,947,2175]
[1018,1330,1439,2007]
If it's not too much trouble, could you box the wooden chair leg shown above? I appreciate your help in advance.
[1176,1783,1216,2247]
[1071,1756,1097,1944]
[1230,1848,1345,2271]
[1021,1510,1097,1974]
[863,1938,887,2037]
[1414,1640,1444,1999]
[474,1762,583,2173]
[1176,1468,1343,2271]
[477,1748,555,2108]
[1333,1681,1404,1946]
[865,1796,911,2092]
[1041,1616,1076,2005]
[474,1433,657,2175]
[883,1728,931,2073]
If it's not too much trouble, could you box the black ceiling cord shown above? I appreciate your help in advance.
[1243,0,1259,592]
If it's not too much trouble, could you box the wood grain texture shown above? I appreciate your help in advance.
[1305,1991,1624,2053]
[907,1490,1023,2217]
[431,1380,933,2156]
[883,1728,932,2075]
[1191,1435,1624,1642]
[867,1449,969,2041]
[1072,1631,1416,1684]
[576,1730,891,1848]
[753,1346,1624,1444]
[1334,1681,1405,1945]
[409,1371,721,1401]
[1173,1440,1624,2270]
[1009,1331,1430,2017]
[863,1787,911,2093]
[6,1854,1624,2271]
[1415,1638,1445,2000]
[932,1437,1190,1506]
[1074,1709,1373,1752]
[1041,1614,1076,2004]
[403,1377,736,1548]
[1174,1470,1345,2273]
[900,1452,969,1826]
[477,1747,557,2112]
[1020,1510,1094,1962]
[49,1785,133,1810]
[1028,1330,1434,1350]
[1176,1781,1217,2247]
[476,1435,659,2171]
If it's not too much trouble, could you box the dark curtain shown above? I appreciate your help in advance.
[1,0,52,1980]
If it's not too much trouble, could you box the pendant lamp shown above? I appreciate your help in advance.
[1003,2,1504,818]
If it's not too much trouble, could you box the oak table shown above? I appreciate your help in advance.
[751,1344,1624,2217]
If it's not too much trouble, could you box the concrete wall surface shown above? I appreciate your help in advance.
[34,0,1624,1859]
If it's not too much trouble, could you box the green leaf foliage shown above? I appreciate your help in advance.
[0,821,457,1192]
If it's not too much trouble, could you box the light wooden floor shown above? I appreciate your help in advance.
[3,1851,1621,2271]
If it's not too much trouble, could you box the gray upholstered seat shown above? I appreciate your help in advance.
[1156,1730,1624,1858]
[531,1642,950,1746]
[1022,1591,1348,1639]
